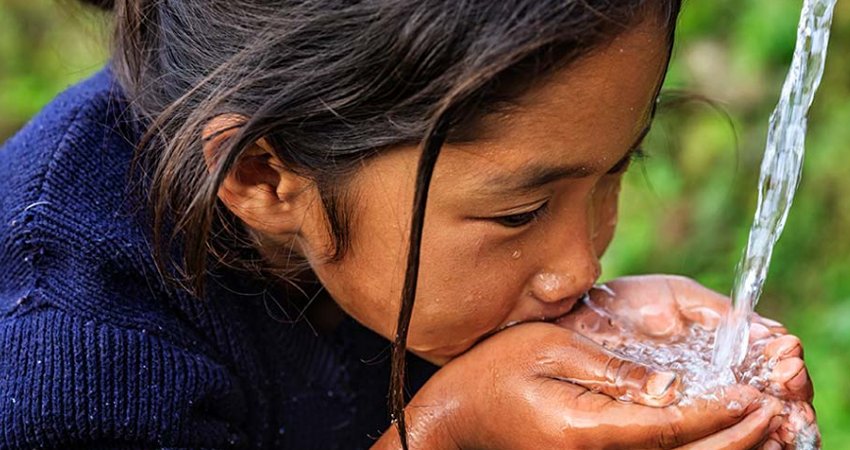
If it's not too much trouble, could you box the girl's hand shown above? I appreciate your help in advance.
[373,321,783,450]
[556,274,817,449]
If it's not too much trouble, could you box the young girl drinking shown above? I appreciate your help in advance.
[0,0,815,448]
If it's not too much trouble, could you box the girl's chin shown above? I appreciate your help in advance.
[409,298,586,366]
[409,332,493,366]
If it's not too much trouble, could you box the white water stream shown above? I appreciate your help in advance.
[581,2,837,448]
[711,0,837,379]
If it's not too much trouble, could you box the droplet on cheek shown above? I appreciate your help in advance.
[511,249,522,259]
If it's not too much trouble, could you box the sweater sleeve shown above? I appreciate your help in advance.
[0,308,248,450]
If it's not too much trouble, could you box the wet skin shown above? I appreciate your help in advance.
[203,12,816,450]
[557,275,817,449]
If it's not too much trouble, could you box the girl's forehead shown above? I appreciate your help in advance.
[467,20,667,142]
[433,20,669,185]
[349,17,670,197]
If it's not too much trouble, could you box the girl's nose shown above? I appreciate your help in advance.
[530,258,600,304]
[530,211,602,304]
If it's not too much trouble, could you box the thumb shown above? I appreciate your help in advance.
[529,323,680,407]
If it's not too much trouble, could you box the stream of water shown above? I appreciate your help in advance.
[577,2,837,448]
[709,4,837,447]
[711,0,837,379]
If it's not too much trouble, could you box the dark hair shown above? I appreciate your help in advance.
[99,0,681,447]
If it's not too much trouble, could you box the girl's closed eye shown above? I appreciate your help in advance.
[486,146,645,229]
[491,201,549,228]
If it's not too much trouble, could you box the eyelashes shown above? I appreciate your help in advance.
[606,146,647,175]
[488,148,646,229]
[491,202,549,228]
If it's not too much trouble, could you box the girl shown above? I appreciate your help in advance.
[0,0,815,448]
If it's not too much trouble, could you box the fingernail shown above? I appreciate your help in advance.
[763,438,782,450]
[644,371,677,397]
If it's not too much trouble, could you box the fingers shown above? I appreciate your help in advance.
[750,322,774,342]
[775,402,819,447]
[590,384,771,449]
[764,334,803,360]
[655,276,730,330]
[760,433,784,450]
[763,335,813,402]
[588,279,685,337]
[768,357,814,402]
[555,304,625,348]
[594,275,730,335]
[754,314,789,335]
[674,396,783,450]
[530,324,680,407]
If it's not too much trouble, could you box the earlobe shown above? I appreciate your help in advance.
[201,114,314,237]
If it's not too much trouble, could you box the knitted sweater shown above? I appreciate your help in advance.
[0,67,436,449]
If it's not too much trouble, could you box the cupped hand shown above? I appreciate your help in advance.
[374,321,783,450]
[555,274,817,449]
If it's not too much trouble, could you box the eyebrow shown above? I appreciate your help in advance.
[481,124,652,194]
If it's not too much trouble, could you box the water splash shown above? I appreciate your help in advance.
[578,2,836,447]
[711,0,837,377]
[707,2,837,447]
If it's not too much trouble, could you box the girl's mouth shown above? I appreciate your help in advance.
[495,291,590,334]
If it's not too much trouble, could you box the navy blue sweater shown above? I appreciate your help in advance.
[0,67,436,449]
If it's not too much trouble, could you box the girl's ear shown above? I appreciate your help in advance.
[202,114,314,237]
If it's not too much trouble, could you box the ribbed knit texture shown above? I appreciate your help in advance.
[0,67,437,449]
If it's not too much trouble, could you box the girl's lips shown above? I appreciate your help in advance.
[549,292,590,323]
[498,292,589,332]
[467,292,591,355]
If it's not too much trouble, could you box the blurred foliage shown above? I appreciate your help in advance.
[605,1,850,446]
[0,0,107,138]
[1,0,848,446]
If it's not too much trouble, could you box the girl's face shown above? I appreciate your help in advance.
[289,18,670,365]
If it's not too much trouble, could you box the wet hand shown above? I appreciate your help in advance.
[556,274,817,449]
[755,321,817,448]
[374,321,783,450]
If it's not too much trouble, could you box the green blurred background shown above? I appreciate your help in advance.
[1,0,848,446]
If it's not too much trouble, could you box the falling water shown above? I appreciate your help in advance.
[706,1,837,447]
[568,2,837,448]
[711,0,837,377]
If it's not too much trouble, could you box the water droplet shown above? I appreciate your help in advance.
[278,425,286,435]
[510,249,522,259]
[728,401,742,411]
